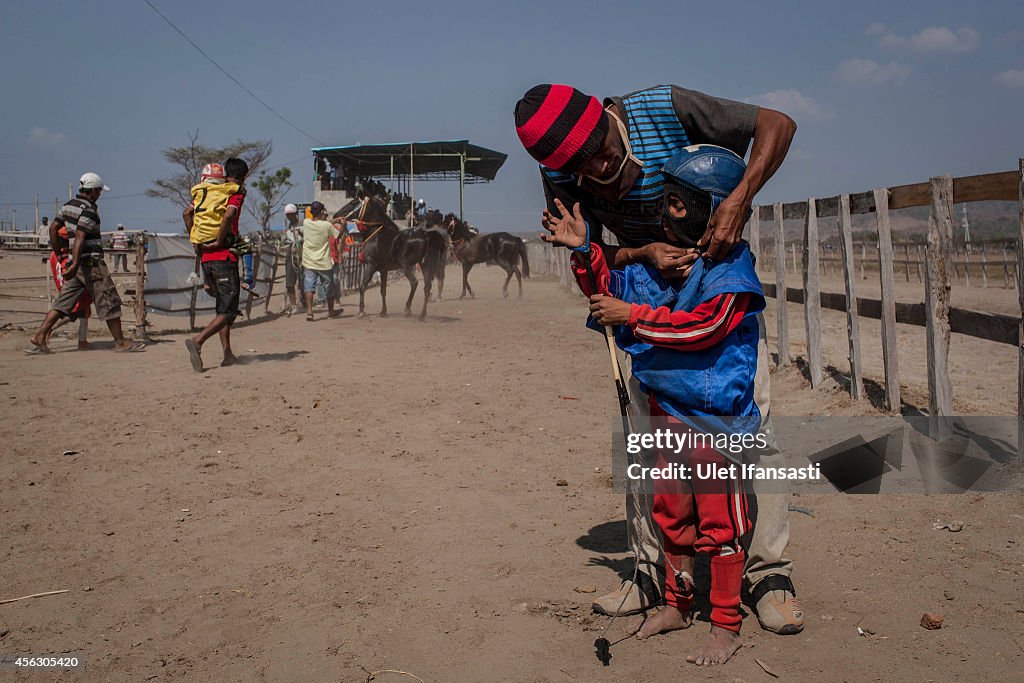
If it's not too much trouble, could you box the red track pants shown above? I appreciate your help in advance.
[649,397,749,633]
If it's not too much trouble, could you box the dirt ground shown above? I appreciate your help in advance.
[1,252,1022,682]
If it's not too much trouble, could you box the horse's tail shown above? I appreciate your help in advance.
[424,229,449,283]
[518,240,530,278]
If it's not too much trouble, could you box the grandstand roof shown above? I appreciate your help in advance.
[311,140,506,184]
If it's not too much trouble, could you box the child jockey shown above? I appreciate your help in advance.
[561,145,765,666]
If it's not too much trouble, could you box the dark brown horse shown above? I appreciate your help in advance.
[335,196,448,320]
[445,214,530,299]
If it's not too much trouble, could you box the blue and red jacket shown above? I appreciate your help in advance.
[572,242,765,433]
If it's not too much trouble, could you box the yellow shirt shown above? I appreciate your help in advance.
[301,219,340,271]
[189,181,240,244]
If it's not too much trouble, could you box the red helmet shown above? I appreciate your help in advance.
[200,163,226,184]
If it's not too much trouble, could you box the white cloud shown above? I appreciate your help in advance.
[28,127,68,146]
[837,58,913,85]
[994,69,1024,88]
[874,25,980,54]
[747,89,830,119]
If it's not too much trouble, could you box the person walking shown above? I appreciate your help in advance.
[27,172,144,354]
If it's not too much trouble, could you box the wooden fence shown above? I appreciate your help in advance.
[758,239,1019,289]
[746,162,1023,448]
[0,240,149,339]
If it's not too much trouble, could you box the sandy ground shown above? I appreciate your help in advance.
[1,252,1022,681]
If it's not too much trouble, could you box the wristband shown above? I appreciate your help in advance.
[570,221,591,253]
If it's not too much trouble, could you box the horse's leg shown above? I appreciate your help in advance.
[512,263,524,298]
[357,266,375,318]
[420,263,432,321]
[403,266,418,316]
[500,261,514,298]
[461,262,475,299]
[379,269,388,317]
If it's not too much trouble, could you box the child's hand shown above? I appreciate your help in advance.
[643,243,699,280]
[589,294,632,326]
[541,199,587,249]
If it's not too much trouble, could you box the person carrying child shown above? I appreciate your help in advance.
[181,158,249,371]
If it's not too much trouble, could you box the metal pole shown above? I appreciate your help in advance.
[459,152,465,220]
[35,193,39,231]
[408,143,414,228]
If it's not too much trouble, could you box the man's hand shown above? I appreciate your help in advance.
[642,243,699,280]
[541,198,587,249]
[589,293,632,326]
[698,193,749,261]
[62,259,78,279]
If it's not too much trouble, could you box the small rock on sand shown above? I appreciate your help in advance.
[920,613,944,630]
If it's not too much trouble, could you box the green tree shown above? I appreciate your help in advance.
[247,167,294,233]
[146,130,272,208]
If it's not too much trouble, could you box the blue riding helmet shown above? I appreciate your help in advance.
[660,144,747,248]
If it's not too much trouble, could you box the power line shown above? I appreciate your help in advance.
[143,0,323,145]
[1,192,148,207]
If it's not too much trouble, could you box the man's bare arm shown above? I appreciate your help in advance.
[700,107,796,260]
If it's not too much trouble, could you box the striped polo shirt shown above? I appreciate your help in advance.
[541,85,757,248]
[60,194,104,255]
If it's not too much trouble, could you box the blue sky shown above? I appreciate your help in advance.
[1,0,1022,232]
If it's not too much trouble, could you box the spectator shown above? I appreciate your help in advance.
[111,224,130,272]
[300,201,342,321]
[27,172,144,354]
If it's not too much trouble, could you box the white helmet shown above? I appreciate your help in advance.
[284,203,298,215]
[79,172,110,191]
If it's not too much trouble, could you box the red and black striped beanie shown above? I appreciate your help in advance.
[514,84,608,173]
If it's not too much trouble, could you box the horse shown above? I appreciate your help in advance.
[422,209,450,299]
[335,196,448,320]
[445,214,530,299]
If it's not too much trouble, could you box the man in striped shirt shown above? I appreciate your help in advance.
[27,173,144,354]
[515,85,802,636]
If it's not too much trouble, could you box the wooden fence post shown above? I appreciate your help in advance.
[980,244,989,287]
[964,247,971,287]
[750,208,761,270]
[802,198,823,387]
[860,242,866,280]
[904,244,912,282]
[1002,245,1010,288]
[133,236,148,341]
[839,194,864,400]
[774,203,789,365]
[925,175,955,440]
[874,188,901,413]
[264,245,279,315]
[1017,159,1024,461]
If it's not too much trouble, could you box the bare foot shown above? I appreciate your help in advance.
[77,341,94,350]
[627,606,692,640]
[221,353,239,367]
[687,626,742,666]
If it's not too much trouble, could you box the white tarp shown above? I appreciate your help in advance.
[143,233,276,316]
